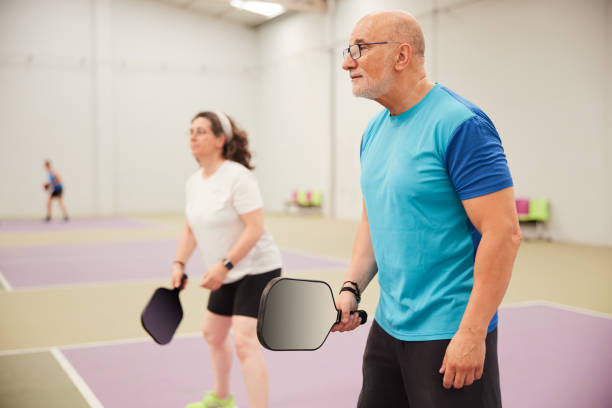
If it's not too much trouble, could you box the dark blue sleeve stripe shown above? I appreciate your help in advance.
[360,134,364,159]
[444,115,513,200]
[457,179,514,200]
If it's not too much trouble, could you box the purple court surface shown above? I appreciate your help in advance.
[61,305,612,408]
[0,240,347,289]
[0,217,158,232]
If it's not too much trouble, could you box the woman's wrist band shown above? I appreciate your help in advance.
[173,260,185,267]
[222,258,234,271]
[339,286,361,304]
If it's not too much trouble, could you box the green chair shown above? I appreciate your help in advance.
[296,190,309,207]
[528,198,549,222]
[521,198,550,240]
[310,190,323,207]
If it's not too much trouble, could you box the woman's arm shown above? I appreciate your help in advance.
[226,208,265,266]
[200,208,264,291]
[171,221,197,288]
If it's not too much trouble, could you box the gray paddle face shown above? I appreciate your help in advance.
[257,278,338,351]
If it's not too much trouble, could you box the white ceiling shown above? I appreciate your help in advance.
[155,0,328,28]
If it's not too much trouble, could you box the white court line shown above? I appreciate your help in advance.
[1,302,610,358]
[1,247,347,292]
[0,269,13,291]
[1,254,133,264]
[61,332,204,351]
[51,347,104,408]
[501,300,612,319]
[6,278,171,293]
[11,267,348,292]
[0,332,203,357]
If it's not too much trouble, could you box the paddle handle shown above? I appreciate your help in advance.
[351,310,368,325]
[336,309,368,325]
[175,274,188,291]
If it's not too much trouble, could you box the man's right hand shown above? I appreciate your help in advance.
[331,291,362,332]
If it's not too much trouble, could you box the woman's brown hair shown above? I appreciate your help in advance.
[192,111,254,170]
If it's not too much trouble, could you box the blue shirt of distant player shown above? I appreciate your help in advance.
[48,172,62,192]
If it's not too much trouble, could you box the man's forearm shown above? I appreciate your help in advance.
[344,218,378,292]
[458,228,521,336]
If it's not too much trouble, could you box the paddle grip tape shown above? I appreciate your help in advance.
[175,273,188,291]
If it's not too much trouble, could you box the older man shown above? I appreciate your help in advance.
[332,10,521,407]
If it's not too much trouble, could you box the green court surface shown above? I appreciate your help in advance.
[0,352,89,407]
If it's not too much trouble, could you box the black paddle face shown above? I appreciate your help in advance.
[141,276,186,345]
[257,277,367,351]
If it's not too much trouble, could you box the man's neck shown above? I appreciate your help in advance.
[376,76,435,116]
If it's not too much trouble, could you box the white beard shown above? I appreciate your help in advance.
[353,64,395,100]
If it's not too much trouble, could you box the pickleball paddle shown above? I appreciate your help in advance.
[257,277,367,351]
[141,274,188,345]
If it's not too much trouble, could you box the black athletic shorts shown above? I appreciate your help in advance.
[50,187,63,198]
[207,269,281,318]
[358,320,501,408]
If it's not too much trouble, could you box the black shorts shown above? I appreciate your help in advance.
[207,269,281,318]
[50,187,63,198]
[358,320,501,408]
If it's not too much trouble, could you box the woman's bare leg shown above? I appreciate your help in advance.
[232,315,269,408]
[202,310,233,398]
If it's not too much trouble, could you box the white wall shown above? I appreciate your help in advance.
[0,0,256,217]
[0,0,97,217]
[253,13,332,214]
[433,0,612,245]
[111,0,257,214]
[605,0,612,244]
[254,0,612,246]
[1,0,610,246]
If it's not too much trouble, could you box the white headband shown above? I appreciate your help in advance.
[214,111,233,142]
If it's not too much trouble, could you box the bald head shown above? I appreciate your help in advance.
[357,10,425,58]
[343,10,431,105]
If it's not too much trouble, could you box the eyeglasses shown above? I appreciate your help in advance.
[189,128,207,137]
[342,42,395,60]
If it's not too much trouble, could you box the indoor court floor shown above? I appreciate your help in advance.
[0,214,611,408]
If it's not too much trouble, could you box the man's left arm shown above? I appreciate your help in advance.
[440,186,522,389]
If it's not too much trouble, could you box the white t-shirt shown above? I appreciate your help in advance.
[185,160,282,283]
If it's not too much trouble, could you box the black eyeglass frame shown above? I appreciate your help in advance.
[342,42,396,60]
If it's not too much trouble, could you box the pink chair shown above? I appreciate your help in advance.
[516,198,529,221]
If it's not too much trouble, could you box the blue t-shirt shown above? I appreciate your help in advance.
[48,172,62,191]
[360,84,513,341]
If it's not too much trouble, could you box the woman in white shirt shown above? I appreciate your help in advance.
[171,111,282,408]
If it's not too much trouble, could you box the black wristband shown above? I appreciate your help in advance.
[339,286,361,304]
[343,280,360,292]
[343,281,361,298]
